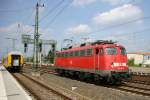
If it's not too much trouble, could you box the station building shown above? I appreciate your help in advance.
[127,52,150,67]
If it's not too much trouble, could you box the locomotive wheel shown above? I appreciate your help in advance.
[78,72,85,81]
[56,69,64,76]
[94,74,100,82]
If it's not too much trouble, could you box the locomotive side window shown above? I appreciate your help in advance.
[99,48,104,55]
[63,53,65,57]
[57,53,60,57]
[75,51,79,56]
[67,52,70,57]
[80,50,85,56]
[120,48,126,55]
[66,52,68,57]
[59,53,61,57]
[61,53,64,57]
[106,48,116,55]
[70,52,73,57]
[64,52,68,57]
[87,49,93,56]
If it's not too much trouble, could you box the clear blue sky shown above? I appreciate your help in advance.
[0,0,150,58]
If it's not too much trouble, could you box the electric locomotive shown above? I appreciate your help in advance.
[54,40,129,84]
[2,51,24,72]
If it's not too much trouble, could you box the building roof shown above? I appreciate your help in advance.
[128,52,150,55]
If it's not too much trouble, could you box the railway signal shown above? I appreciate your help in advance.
[24,43,28,53]
[39,43,42,52]
[22,34,56,70]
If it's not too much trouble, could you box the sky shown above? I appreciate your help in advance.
[0,0,150,58]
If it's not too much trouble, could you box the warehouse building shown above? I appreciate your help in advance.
[127,52,150,67]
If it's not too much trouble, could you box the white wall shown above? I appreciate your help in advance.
[127,54,143,65]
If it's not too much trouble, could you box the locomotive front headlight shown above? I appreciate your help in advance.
[113,63,119,66]
[122,63,126,66]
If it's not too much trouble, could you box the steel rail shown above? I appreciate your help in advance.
[12,73,72,100]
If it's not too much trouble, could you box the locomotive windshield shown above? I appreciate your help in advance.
[120,48,126,55]
[106,48,116,55]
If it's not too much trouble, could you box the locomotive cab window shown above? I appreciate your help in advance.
[120,48,126,55]
[106,48,116,55]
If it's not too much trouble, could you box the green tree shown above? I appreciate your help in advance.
[128,59,134,66]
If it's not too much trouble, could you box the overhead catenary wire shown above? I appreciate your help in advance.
[43,0,73,29]
[25,0,67,34]
[39,0,65,23]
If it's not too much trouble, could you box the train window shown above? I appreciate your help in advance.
[62,53,64,57]
[106,48,116,55]
[73,51,75,56]
[63,53,65,57]
[61,53,64,57]
[87,49,93,56]
[57,53,59,57]
[64,52,67,57]
[75,51,79,56]
[99,48,104,55]
[58,53,61,57]
[68,52,70,57]
[70,52,73,57]
[59,53,61,57]
[80,50,85,56]
[120,48,126,55]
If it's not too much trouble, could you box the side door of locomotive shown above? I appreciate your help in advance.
[94,48,104,70]
[95,48,99,70]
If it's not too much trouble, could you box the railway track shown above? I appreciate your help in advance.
[23,64,150,97]
[116,83,150,97]
[123,80,150,85]
[12,73,72,100]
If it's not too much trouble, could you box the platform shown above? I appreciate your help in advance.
[0,65,32,100]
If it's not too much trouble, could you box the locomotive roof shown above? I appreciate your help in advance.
[8,51,23,55]
[58,43,124,53]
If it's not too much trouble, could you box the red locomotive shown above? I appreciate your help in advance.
[54,40,129,84]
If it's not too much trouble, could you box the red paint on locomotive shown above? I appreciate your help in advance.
[54,41,129,83]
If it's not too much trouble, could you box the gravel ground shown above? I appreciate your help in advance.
[124,82,150,90]
[26,73,150,100]
[23,66,150,100]
[129,67,150,73]
[14,73,65,100]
